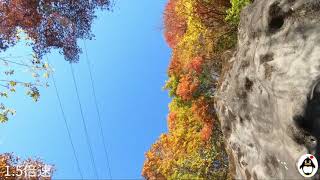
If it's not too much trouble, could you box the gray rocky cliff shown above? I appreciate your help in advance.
[215,0,320,179]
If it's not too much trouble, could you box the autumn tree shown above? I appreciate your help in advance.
[176,73,200,101]
[163,0,187,48]
[143,0,233,179]
[0,153,54,179]
[0,1,112,179]
[0,51,54,122]
[0,0,112,121]
[0,0,111,62]
[189,56,204,74]
[194,0,230,27]
[143,98,228,179]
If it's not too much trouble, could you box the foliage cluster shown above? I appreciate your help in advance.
[141,0,244,179]
[143,0,252,178]
[0,1,112,177]
[0,0,111,62]
[0,0,111,122]
[0,153,54,179]
[0,51,53,123]
[225,0,252,24]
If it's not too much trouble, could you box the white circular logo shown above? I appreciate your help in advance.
[297,154,318,177]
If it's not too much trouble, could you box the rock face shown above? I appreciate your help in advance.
[215,0,320,179]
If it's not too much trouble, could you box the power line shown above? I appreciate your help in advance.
[70,63,99,179]
[46,56,83,179]
[83,40,112,179]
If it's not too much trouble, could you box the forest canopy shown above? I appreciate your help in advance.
[0,0,111,62]
[0,1,112,178]
[0,0,112,122]
[142,0,251,179]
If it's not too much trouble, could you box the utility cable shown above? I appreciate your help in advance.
[46,56,83,179]
[83,40,112,179]
[70,63,99,179]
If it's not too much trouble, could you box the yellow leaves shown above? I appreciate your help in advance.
[9,81,16,87]
[0,106,16,123]
[0,54,53,122]
[43,62,50,69]
[143,0,233,179]
[143,94,207,178]
[0,114,8,123]
[226,0,251,24]
[43,72,50,79]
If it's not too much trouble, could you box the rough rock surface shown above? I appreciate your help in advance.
[215,0,320,179]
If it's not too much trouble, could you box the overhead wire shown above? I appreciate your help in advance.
[83,40,112,179]
[70,62,99,179]
[46,56,84,179]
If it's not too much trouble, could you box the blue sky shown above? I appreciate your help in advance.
[0,0,170,179]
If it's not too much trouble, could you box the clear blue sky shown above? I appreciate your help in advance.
[0,0,170,179]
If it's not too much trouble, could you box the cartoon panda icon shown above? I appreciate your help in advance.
[300,157,315,175]
[297,154,318,177]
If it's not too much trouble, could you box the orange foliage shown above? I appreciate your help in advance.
[192,97,211,122]
[176,73,199,101]
[189,56,204,74]
[0,153,53,179]
[142,134,171,179]
[201,121,213,141]
[192,97,215,141]
[168,56,182,76]
[143,0,232,178]
[167,112,177,130]
[163,0,187,48]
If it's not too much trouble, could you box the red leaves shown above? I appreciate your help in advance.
[0,0,110,62]
[200,121,213,141]
[192,98,210,121]
[189,56,204,74]
[143,0,232,178]
[176,73,199,101]
[169,56,204,77]
[195,101,214,142]
[192,97,215,141]
[163,0,187,48]
[168,56,182,76]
